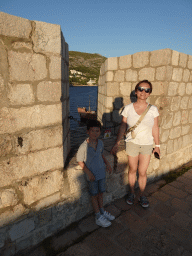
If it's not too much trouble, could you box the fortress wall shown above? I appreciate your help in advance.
[98,49,192,180]
[0,12,71,254]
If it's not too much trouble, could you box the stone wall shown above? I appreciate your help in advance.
[98,49,192,180]
[0,12,70,255]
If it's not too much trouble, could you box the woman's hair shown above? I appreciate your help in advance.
[135,80,152,93]
[87,120,102,131]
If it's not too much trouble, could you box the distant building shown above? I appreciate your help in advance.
[70,70,83,75]
[87,79,96,86]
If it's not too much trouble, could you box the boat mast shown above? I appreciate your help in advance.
[88,96,91,112]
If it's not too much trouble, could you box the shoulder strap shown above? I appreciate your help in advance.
[127,104,152,133]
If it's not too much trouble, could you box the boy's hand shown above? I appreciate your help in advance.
[88,172,95,182]
[106,164,112,174]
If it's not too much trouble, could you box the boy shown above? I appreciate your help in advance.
[77,120,115,227]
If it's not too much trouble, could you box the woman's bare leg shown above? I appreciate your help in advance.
[138,154,151,196]
[128,155,139,194]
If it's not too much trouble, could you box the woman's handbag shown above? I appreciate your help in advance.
[126,104,152,139]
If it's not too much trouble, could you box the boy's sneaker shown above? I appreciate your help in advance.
[102,211,115,221]
[139,196,149,208]
[126,193,135,205]
[96,215,111,227]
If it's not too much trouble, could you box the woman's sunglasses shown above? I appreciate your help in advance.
[138,87,151,93]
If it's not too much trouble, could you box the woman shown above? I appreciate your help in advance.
[111,80,160,207]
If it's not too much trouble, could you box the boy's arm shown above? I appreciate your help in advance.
[78,161,95,181]
[102,155,112,174]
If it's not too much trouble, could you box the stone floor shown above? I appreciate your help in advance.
[24,162,192,256]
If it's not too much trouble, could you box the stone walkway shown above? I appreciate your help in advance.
[26,164,192,256]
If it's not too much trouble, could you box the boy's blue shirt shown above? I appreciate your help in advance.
[76,139,106,181]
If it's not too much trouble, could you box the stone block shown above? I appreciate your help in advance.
[100,62,105,76]
[189,96,192,108]
[7,83,35,105]
[152,82,166,95]
[189,110,192,123]
[181,110,189,124]
[8,51,47,81]
[170,96,181,111]
[0,134,13,157]
[0,12,31,38]
[181,125,190,135]
[0,104,62,134]
[9,218,35,241]
[19,170,63,205]
[105,57,118,71]
[156,66,173,81]
[180,96,189,109]
[133,51,149,68]
[186,83,192,95]
[0,204,26,227]
[174,137,182,152]
[37,81,61,102]
[120,82,132,96]
[34,192,60,211]
[162,112,173,129]
[160,129,169,142]
[173,111,181,126]
[125,69,137,81]
[113,97,123,110]
[119,54,132,69]
[114,70,124,82]
[172,50,179,66]
[67,167,87,194]
[16,126,62,154]
[139,67,155,81]
[183,69,190,82]
[0,188,18,209]
[179,53,188,68]
[105,71,113,82]
[65,42,69,63]
[169,126,181,139]
[105,97,113,108]
[167,139,174,154]
[49,56,62,79]
[172,68,183,82]
[112,110,122,123]
[32,20,61,54]
[188,55,192,69]
[12,41,32,50]
[182,134,191,147]
[106,82,119,96]
[0,147,63,187]
[168,82,179,96]
[178,82,186,96]
[150,49,171,67]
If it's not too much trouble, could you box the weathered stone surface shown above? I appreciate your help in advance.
[167,139,174,154]
[105,57,118,71]
[173,111,181,126]
[0,104,62,134]
[19,170,63,205]
[105,71,113,82]
[174,137,182,152]
[189,110,192,123]
[178,82,186,96]
[168,82,179,96]
[181,110,189,124]
[7,83,35,105]
[0,12,31,38]
[188,55,192,69]
[181,125,190,135]
[180,96,189,109]
[183,69,190,82]
[172,68,183,82]
[106,82,119,96]
[156,66,173,81]
[32,20,61,54]
[150,49,171,66]
[0,204,26,227]
[67,166,87,194]
[49,56,62,79]
[169,126,181,139]
[0,189,18,209]
[37,81,61,102]
[12,41,32,50]
[0,40,8,88]
[160,130,169,142]
[133,51,149,68]
[9,218,35,241]
[105,97,113,108]
[125,69,137,81]
[179,53,188,68]
[170,96,181,111]
[139,67,155,81]
[119,54,132,69]
[35,192,60,211]
[100,62,105,76]
[189,96,192,108]
[8,51,47,81]
[172,50,179,66]
[152,82,167,95]
[120,82,132,96]
[162,112,173,129]
[182,134,191,147]
[0,147,63,187]
[0,135,13,157]
[186,83,192,95]
[114,70,124,82]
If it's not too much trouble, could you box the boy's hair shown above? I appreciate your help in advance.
[135,80,152,93]
[87,120,102,131]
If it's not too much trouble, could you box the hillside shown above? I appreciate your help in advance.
[69,51,107,85]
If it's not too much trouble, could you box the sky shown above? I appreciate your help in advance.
[1,0,192,58]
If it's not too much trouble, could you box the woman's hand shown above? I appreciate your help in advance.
[152,147,160,158]
[110,143,119,155]
[88,172,95,182]
[106,163,113,174]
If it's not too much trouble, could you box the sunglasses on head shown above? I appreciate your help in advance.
[138,87,151,93]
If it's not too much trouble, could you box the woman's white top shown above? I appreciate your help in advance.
[121,103,159,145]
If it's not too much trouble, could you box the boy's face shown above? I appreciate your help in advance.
[87,127,101,140]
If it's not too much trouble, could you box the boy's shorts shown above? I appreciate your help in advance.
[88,178,106,196]
[126,142,153,157]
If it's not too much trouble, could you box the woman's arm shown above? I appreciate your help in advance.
[110,116,127,155]
[152,116,160,155]
[78,161,95,181]
[102,155,112,173]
